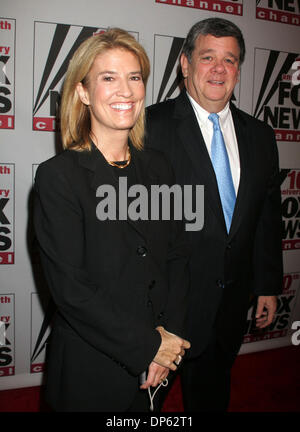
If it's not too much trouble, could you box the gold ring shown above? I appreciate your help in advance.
[175,355,182,366]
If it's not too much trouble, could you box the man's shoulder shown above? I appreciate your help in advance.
[231,103,274,134]
[140,146,171,168]
[136,147,174,183]
[146,96,178,118]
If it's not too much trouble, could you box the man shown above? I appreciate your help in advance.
[145,18,283,411]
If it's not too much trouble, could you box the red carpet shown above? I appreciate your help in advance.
[0,345,299,412]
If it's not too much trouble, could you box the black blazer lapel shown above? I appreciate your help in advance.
[78,143,151,241]
[77,142,117,189]
[175,91,226,230]
[127,145,154,241]
[229,103,250,239]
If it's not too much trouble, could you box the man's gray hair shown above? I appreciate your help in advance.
[182,18,246,65]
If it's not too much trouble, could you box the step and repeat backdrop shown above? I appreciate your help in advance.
[0,0,300,390]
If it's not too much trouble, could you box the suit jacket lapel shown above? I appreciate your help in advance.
[77,142,117,189]
[228,103,250,239]
[174,91,226,229]
[127,145,153,241]
[175,92,251,237]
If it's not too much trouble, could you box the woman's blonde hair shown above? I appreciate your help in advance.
[60,28,150,151]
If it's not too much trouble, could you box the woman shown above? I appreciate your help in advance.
[34,28,190,412]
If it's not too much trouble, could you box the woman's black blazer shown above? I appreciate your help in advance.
[34,143,189,411]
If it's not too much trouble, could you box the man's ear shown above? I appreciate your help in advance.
[76,82,90,105]
[180,53,189,79]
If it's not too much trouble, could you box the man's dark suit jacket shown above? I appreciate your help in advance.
[34,143,189,411]
[146,89,283,362]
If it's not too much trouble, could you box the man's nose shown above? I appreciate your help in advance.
[212,59,226,73]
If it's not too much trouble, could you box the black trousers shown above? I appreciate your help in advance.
[127,388,150,412]
[127,387,163,412]
[153,333,234,412]
[180,335,233,412]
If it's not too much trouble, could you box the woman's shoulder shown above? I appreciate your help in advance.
[35,149,81,187]
[37,149,81,175]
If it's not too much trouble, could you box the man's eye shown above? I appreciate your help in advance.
[200,56,212,63]
[225,58,235,64]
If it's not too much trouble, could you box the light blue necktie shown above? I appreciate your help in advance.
[208,113,236,233]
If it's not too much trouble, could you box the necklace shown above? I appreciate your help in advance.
[107,146,131,169]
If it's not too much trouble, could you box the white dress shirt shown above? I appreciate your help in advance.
[187,92,240,194]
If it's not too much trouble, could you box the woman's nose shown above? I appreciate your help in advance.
[116,79,133,97]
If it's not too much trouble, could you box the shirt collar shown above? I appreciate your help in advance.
[187,91,230,129]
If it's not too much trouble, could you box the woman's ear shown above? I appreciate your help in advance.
[76,82,90,105]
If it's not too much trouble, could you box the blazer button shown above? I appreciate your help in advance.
[216,279,224,289]
[137,246,147,256]
[149,280,156,289]
[157,312,164,319]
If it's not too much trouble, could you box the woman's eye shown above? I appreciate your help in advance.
[103,76,114,81]
[130,75,141,81]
